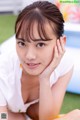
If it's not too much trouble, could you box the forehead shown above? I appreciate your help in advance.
[16,19,57,41]
[32,21,56,38]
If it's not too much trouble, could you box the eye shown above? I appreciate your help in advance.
[17,41,26,47]
[36,43,46,48]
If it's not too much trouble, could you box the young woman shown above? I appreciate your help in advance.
[0,1,80,120]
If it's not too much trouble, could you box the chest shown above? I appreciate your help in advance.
[21,84,39,104]
[21,74,39,104]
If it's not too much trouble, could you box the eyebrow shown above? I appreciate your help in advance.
[17,38,25,42]
[32,38,52,41]
[17,38,53,42]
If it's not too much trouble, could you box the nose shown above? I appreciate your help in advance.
[25,47,36,60]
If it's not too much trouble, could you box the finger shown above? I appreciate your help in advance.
[60,36,66,52]
[57,39,62,54]
[43,46,58,74]
[54,45,58,59]
[48,46,59,71]
[57,38,65,56]
[57,40,64,57]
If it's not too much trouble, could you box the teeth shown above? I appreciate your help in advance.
[28,63,36,66]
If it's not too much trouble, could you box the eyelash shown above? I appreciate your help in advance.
[36,43,46,48]
[17,41,26,47]
[17,41,46,48]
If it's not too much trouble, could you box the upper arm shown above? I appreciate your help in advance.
[0,106,7,113]
[0,106,8,120]
[0,90,8,120]
[51,67,73,114]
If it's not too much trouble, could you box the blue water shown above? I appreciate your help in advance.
[64,31,80,48]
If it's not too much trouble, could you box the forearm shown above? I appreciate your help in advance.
[8,110,26,120]
[39,79,56,120]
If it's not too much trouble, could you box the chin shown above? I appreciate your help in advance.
[25,69,43,76]
[27,72,40,76]
[23,64,46,76]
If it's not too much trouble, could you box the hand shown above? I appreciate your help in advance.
[55,109,80,120]
[39,37,65,81]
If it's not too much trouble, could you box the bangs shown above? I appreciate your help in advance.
[15,11,55,42]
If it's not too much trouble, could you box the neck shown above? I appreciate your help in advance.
[21,70,39,88]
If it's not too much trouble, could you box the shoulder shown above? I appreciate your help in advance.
[0,51,21,86]
[0,50,19,71]
[0,51,21,101]
[56,48,74,76]
[50,48,74,85]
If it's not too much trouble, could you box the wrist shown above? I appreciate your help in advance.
[39,78,50,86]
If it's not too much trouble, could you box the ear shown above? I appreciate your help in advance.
[61,35,66,45]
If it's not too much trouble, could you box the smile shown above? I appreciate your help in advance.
[26,63,41,69]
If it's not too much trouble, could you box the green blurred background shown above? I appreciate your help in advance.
[0,15,17,43]
[0,14,80,114]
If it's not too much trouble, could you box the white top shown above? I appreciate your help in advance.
[0,50,73,113]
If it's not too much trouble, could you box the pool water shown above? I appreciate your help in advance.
[64,30,80,94]
[64,31,80,49]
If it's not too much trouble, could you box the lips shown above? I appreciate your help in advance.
[27,63,39,66]
[26,63,40,69]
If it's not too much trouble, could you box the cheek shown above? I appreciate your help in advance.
[42,47,54,65]
[46,51,53,62]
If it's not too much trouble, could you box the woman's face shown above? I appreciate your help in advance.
[16,22,57,76]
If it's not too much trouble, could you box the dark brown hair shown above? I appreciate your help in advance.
[15,1,64,42]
